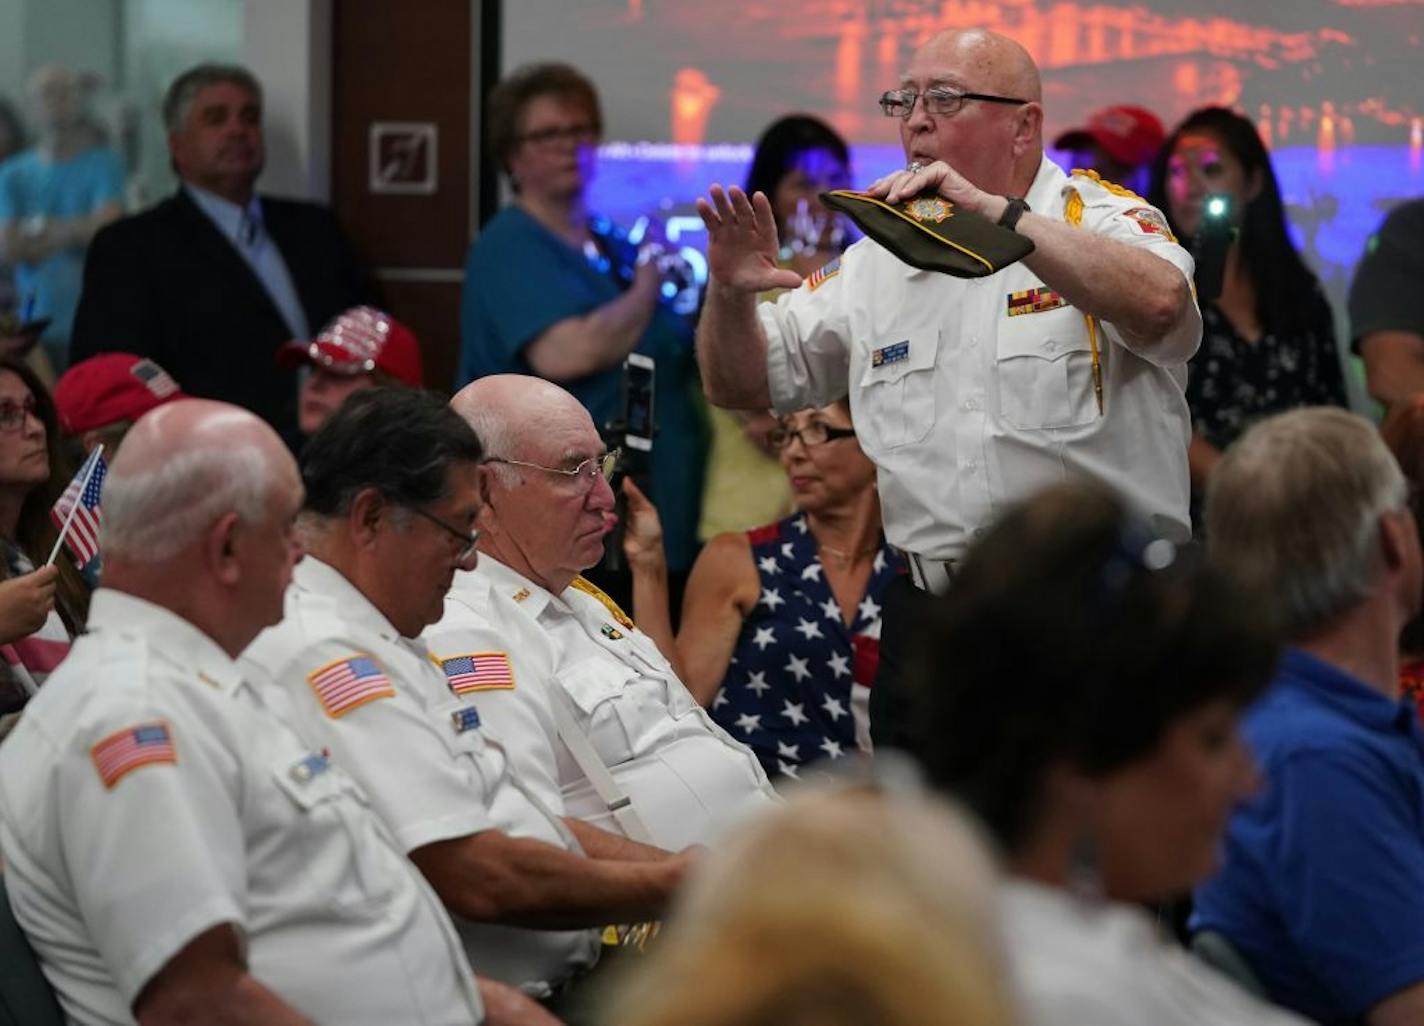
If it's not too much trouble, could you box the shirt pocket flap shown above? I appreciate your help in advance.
[560,657,635,716]
[859,334,937,386]
[273,754,358,810]
[998,307,1091,363]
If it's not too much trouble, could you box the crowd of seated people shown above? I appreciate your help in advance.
[0,34,1421,1026]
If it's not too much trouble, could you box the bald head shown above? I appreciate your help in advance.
[104,399,297,563]
[911,29,1041,103]
[899,27,1044,197]
[113,399,287,479]
[451,374,597,463]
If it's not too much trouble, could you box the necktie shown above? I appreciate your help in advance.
[240,205,261,248]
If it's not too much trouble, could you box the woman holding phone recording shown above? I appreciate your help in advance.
[458,62,706,604]
[1147,107,1345,519]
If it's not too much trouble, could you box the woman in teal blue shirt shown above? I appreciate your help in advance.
[459,62,706,584]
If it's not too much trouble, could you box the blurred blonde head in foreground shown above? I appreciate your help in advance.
[603,780,1021,1026]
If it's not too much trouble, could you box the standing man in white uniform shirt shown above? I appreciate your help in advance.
[240,387,687,1012]
[424,375,778,853]
[0,400,552,1026]
[695,27,1201,749]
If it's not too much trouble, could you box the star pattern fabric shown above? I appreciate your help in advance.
[709,513,904,779]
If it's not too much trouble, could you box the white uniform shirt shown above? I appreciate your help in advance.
[240,557,600,996]
[0,589,483,1026]
[424,557,779,852]
[1003,879,1309,1026]
[762,155,1201,558]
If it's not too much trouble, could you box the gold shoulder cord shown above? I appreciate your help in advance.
[1062,186,1104,416]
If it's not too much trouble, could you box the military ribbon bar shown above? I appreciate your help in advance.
[1006,287,1068,316]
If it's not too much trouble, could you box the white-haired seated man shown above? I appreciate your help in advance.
[0,399,552,1025]
[425,375,778,853]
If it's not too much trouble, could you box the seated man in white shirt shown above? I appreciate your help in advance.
[0,399,553,1026]
[424,374,779,852]
[240,386,687,1004]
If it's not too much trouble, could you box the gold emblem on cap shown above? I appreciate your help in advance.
[905,196,955,224]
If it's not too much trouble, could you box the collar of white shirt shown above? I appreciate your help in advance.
[88,588,244,692]
[183,182,262,246]
[458,555,559,620]
[293,556,411,647]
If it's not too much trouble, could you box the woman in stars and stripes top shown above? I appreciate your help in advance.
[676,401,902,781]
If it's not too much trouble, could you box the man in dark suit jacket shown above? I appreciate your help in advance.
[71,63,372,446]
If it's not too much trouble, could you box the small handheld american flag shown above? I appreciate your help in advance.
[48,445,107,568]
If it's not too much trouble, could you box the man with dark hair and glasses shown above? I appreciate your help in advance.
[694,27,1201,751]
[424,374,778,856]
[241,386,690,1012]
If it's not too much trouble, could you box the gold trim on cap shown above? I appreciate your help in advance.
[824,190,995,274]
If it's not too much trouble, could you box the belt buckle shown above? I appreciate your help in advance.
[905,552,956,595]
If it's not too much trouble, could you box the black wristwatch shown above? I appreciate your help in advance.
[997,196,1030,232]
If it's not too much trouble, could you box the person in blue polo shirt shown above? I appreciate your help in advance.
[1193,406,1424,1026]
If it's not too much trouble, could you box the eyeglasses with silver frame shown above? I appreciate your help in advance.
[486,448,623,491]
[879,87,1030,119]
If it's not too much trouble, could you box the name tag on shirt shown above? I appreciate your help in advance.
[450,706,482,734]
[1006,288,1068,316]
[288,750,332,784]
[872,340,910,367]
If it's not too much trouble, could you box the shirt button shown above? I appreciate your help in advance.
[963,457,978,470]
[961,398,979,412]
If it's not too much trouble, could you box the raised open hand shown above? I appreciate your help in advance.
[696,185,804,295]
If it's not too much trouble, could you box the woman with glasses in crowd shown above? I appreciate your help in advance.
[917,480,1306,1026]
[1147,107,1346,523]
[0,355,89,736]
[458,61,707,612]
[637,401,899,783]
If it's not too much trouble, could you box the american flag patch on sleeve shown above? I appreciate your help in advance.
[306,654,395,718]
[90,722,176,789]
[437,652,515,695]
[806,257,841,292]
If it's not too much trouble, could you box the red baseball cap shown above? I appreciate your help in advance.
[53,353,188,435]
[1054,105,1167,170]
[276,306,424,388]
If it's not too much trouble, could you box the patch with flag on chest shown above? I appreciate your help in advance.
[437,651,514,694]
[306,654,394,718]
[1006,287,1068,317]
[91,721,176,788]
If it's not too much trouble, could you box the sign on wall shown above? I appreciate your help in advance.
[369,122,438,195]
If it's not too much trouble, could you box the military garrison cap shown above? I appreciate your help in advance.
[820,189,1034,277]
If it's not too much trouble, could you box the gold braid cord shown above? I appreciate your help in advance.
[1060,186,1104,415]
[1069,167,1149,205]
